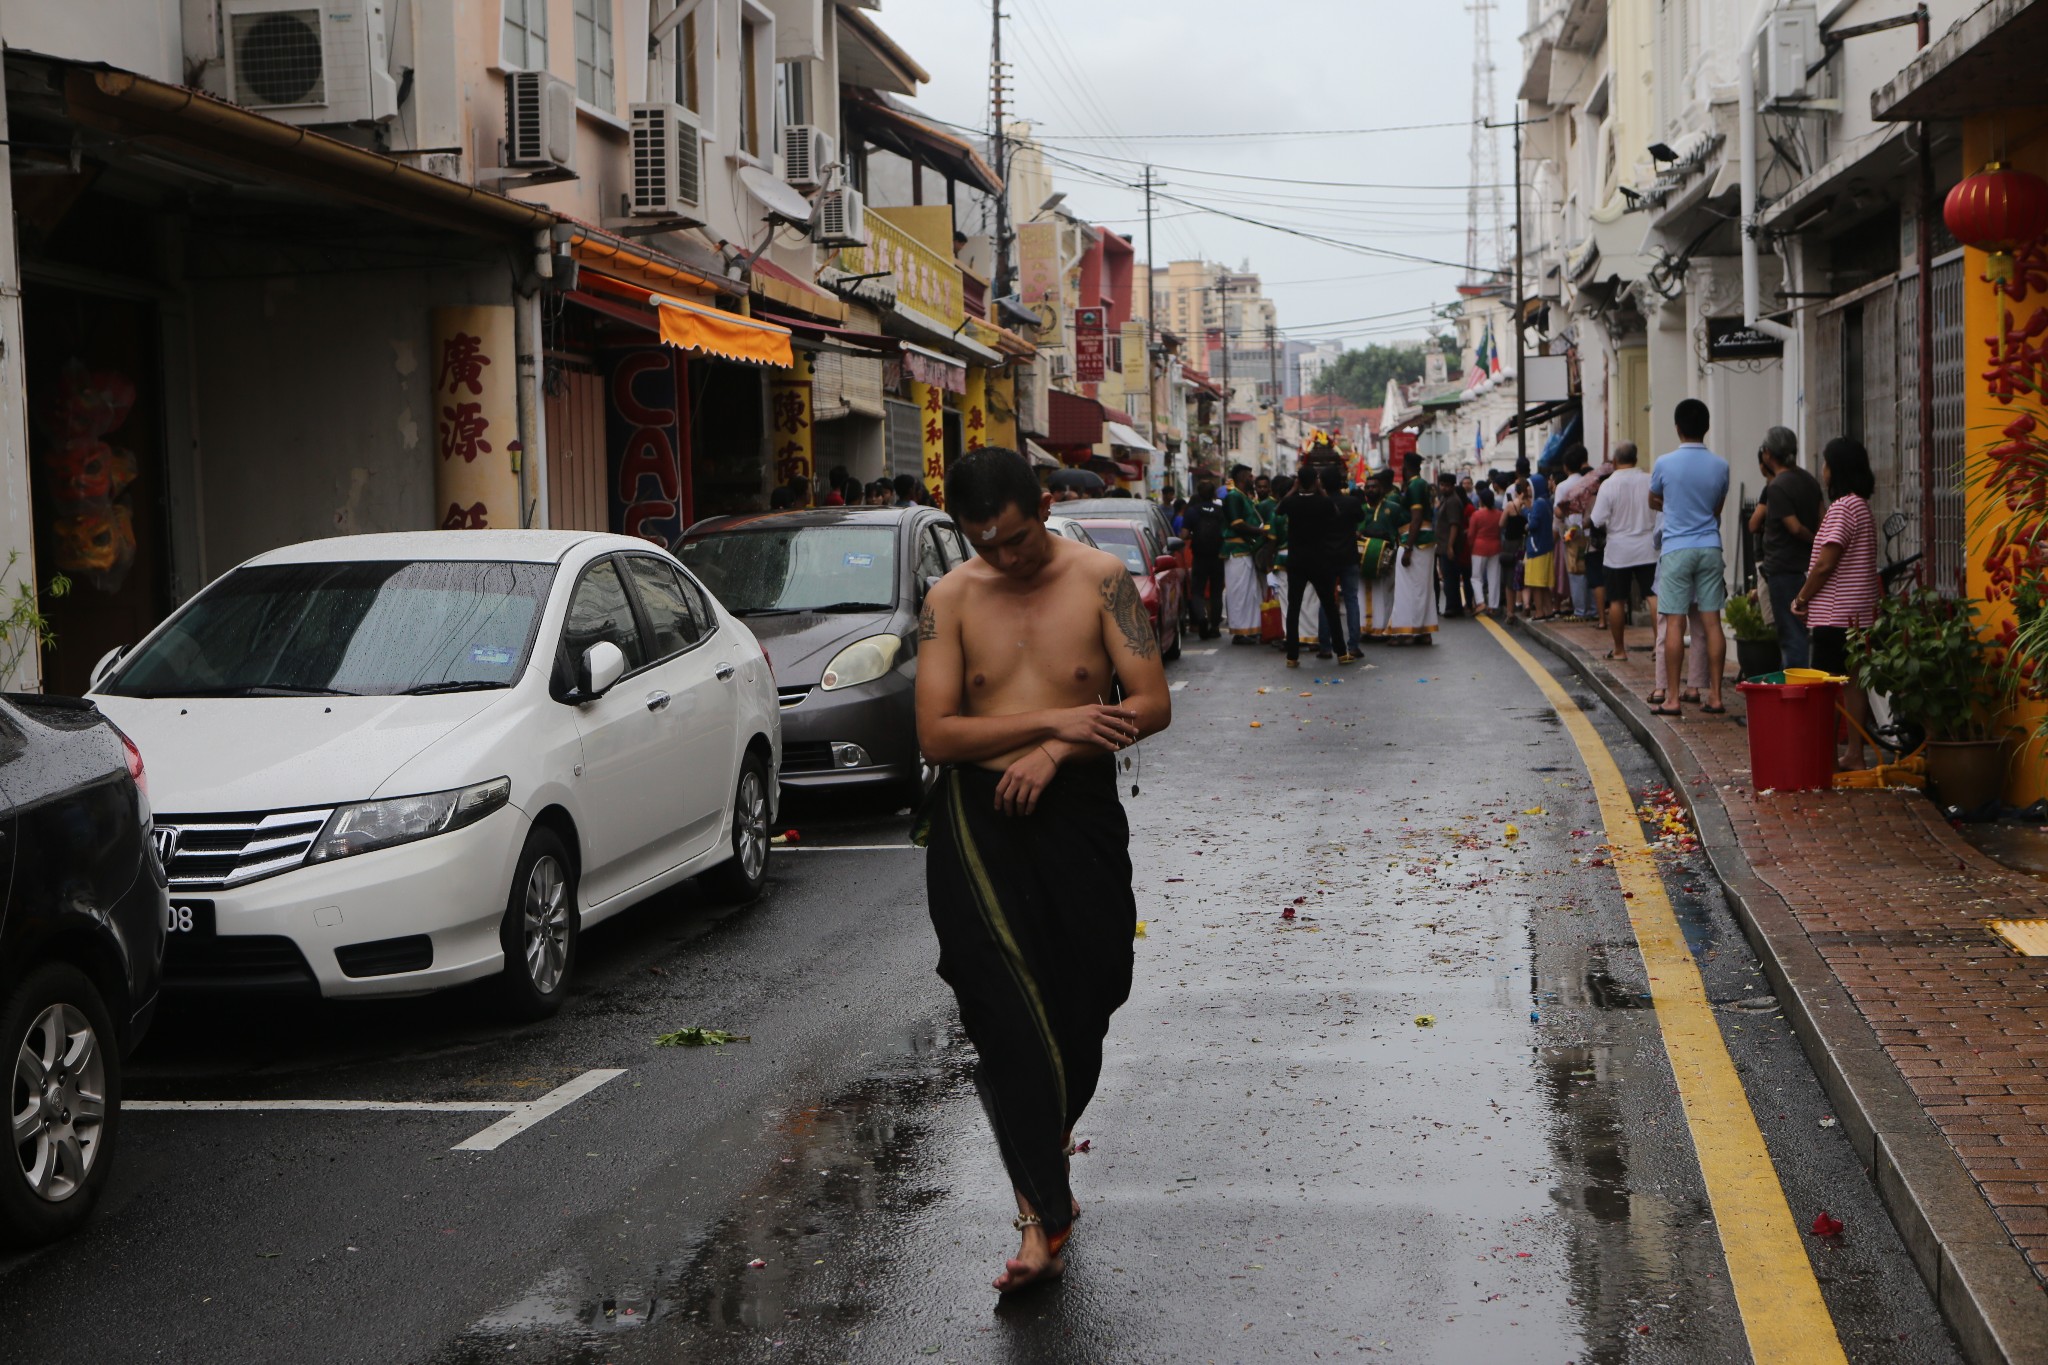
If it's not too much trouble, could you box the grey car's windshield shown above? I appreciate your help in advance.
[104,560,555,699]
[680,527,899,615]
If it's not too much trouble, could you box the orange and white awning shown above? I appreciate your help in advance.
[576,271,794,369]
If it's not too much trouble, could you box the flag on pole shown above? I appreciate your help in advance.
[1488,319,1503,375]
[1466,327,1490,388]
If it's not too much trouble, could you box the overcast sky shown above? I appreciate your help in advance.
[874,0,1523,358]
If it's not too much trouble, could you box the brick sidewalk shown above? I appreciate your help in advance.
[1531,619,2048,1290]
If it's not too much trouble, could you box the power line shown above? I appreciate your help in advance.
[1033,120,1475,141]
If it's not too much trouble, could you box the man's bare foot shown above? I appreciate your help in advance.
[994,1217,1065,1293]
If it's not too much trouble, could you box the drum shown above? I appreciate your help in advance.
[1360,537,1396,578]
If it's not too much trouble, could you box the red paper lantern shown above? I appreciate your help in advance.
[1945,163,2048,283]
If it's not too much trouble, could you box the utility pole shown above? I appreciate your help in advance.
[1465,0,1502,282]
[1512,113,1526,473]
[989,5,1009,298]
[1217,268,1232,468]
[1143,165,1158,450]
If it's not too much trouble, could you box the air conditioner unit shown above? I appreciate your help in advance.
[815,186,868,247]
[781,124,836,190]
[1049,351,1073,381]
[222,0,398,125]
[1756,2,1822,108]
[505,71,577,173]
[630,102,705,218]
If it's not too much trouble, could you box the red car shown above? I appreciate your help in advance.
[1083,519,1185,661]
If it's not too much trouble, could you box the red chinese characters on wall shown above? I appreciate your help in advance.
[431,307,519,531]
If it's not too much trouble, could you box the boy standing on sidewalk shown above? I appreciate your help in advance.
[1647,399,1730,716]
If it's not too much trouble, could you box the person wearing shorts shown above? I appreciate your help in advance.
[1647,400,1730,715]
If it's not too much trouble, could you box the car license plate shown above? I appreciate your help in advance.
[165,899,215,939]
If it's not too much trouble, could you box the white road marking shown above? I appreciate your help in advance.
[130,1099,509,1113]
[452,1069,626,1152]
[130,1068,628,1154]
[1170,680,1189,692]
[1190,648,1218,655]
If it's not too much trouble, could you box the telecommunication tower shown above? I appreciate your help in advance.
[1466,0,1506,281]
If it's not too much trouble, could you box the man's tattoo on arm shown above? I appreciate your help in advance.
[1101,572,1159,659]
[918,602,938,641]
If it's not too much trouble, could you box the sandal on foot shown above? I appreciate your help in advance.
[1646,690,1667,706]
[1680,690,1702,704]
[1650,704,1684,717]
[1700,702,1727,714]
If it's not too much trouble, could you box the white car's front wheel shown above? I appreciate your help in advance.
[700,752,771,904]
[493,828,579,1021]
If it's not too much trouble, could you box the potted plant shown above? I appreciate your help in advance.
[1852,590,2011,809]
[1723,593,1781,681]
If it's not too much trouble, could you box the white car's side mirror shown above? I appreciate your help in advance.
[89,645,127,691]
[582,641,627,698]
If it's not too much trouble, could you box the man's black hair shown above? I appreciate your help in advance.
[944,447,1043,523]
[1563,444,1589,473]
[1270,474,1295,499]
[1402,449,1422,473]
[1230,463,1253,480]
[827,464,849,488]
[769,486,796,509]
[893,473,921,500]
[1674,398,1711,441]
[1295,465,1321,491]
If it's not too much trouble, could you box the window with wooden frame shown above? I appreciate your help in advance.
[736,0,776,161]
[651,0,713,130]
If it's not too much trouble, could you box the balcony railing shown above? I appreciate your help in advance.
[838,209,963,330]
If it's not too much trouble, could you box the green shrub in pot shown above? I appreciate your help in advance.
[1850,590,2005,743]
[1723,593,1774,643]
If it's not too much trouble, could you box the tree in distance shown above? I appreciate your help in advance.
[1311,338,1458,406]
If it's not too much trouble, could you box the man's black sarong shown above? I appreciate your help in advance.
[923,760,1136,1236]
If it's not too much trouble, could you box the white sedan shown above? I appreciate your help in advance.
[90,530,780,1019]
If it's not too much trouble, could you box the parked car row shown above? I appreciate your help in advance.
[3,496,1189,1248]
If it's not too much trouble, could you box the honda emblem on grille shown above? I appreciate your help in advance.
[151,825,180,864]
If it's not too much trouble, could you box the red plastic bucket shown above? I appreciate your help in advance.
[1735,677,1844,792]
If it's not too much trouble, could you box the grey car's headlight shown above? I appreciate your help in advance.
[820,635,902,691]
[306,777,511,864]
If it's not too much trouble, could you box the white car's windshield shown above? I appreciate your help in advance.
[680,527,898,616]
[104,560,556,698]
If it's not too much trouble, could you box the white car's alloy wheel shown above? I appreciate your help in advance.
[522,855,572,996]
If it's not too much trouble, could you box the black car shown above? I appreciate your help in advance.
[0,692,165,1247]
[679,507,967,803]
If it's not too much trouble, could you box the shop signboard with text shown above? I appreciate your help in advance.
[605,349,690,543]
[1075,307,1106,384]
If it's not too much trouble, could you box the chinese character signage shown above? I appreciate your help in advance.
[1019,223,1060,305]
[963,367,988,453]
[432,306,519,529]
[769,357,816,490]
[909,378,945,507]
[605,349,688,544]
[1075,306,1106,384]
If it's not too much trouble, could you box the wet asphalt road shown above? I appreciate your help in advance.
[0,618,1965,1363]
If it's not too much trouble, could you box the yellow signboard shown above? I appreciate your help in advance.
[909,379,946,506]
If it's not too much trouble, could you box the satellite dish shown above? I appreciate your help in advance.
[738,164,814,228]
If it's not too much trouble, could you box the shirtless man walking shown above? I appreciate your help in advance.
[914,447,1172,1293]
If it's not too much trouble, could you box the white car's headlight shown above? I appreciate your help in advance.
[306,777,511,864]
[819,635,902,692]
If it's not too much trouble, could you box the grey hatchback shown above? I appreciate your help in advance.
[678,507,965,804]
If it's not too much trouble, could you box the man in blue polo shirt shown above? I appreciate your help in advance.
[1647,398,1730,715]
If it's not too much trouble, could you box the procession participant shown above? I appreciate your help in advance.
[915,447,1172,1294]
[1389,451,1440,644]
[1221,464,1266,644]
[1358,469,1403,641]
[1274,466,1344,666]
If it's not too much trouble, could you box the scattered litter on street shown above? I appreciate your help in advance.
[655,1027,751,1047]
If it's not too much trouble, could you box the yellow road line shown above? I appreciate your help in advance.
[1481,617,1846,1365]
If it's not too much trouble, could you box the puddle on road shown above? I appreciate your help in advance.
[434,1025,973,1363]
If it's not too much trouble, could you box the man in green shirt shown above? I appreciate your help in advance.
[1388,451,1439,642]
[1358,469,1403,641]
[1222,464,1266,643]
